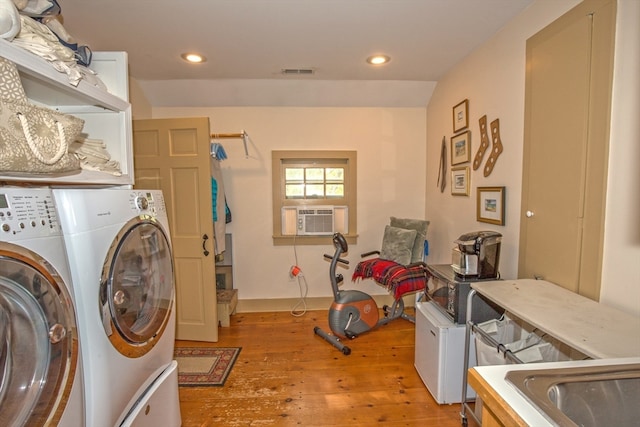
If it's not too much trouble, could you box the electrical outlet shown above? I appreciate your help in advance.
[290,265,301,277]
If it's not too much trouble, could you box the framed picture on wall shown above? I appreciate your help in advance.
[451,131,471,165]
[451,167,470,196]
[477,186,506,225]
[453,99,469,133]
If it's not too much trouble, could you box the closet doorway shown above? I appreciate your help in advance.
[133,117,219,342]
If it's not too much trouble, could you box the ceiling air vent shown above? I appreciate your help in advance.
[281,68,315,75]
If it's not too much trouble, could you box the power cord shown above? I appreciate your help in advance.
[289,234,308,317]
[290,270,308,317]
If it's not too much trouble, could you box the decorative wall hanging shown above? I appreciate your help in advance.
[484,118,504,177]
[452,99,469,133]
[451,131,471,166]
[473,115,490,170]
[451,166,470,196]
[437,136,447,193]
[477,186,505,225]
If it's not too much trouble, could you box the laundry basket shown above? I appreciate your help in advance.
[474,312,586,366]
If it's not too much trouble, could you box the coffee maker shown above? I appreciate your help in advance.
[451,231,502,279]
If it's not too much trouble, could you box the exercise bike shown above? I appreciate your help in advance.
[314,233,412,355]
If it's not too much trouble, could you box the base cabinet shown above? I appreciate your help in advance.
[414,300,476,404]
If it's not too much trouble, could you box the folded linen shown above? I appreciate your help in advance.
[70,137,122,176]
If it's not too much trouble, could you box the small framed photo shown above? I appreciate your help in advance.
[477,186,506,225]
[453,99,469,133]
[451,131,471,165]
[451,166,470,196]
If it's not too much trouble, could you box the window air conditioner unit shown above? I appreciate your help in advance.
[281,206,348,236]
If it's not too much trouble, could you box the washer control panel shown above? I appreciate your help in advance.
[0,189,60,237]
[128,190,167,216]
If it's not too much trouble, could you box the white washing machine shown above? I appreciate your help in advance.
[53,188,181,427]
[0,187,84,426]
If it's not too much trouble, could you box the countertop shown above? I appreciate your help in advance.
[469,357,640,427]
[471,279,640,359]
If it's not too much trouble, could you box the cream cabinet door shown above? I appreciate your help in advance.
[519,0,615,300]
[133,117,218,342]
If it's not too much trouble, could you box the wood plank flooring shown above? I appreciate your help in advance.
[176,309,476,426]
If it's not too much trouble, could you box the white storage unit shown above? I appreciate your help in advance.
[0,40,133,186]
[415,299,476,404]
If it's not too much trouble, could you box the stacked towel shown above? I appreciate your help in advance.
[10,14,101,88]
[69,137,122,176]
[11,15,82,85]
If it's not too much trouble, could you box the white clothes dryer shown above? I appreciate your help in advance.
[53,188,181,427]
[0,187,84,427]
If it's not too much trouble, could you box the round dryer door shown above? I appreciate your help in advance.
[0,244,78,427]
[100,215,174,358]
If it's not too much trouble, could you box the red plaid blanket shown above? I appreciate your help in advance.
[352,258,427,300]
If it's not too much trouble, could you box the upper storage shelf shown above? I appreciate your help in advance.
[0,39,134,186]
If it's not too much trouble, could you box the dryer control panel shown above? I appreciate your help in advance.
[0,189,61,238]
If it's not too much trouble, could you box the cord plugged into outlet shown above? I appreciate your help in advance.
[290,265,302,278]
[289,263,308,317]
[289,235,308,317]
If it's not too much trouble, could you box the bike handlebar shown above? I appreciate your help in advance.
[324,253,349,265]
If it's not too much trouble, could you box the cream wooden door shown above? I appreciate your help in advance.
[519,0,615,300]
[133,117,218,342]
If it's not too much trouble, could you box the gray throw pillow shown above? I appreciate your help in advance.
[390,217,430,263]
[379,225,417,265]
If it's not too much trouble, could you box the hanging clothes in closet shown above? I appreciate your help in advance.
[210,142,232,262]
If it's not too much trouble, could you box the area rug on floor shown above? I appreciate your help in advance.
[174,347,241,387]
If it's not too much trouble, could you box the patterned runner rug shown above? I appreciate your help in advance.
[174,347,241,387]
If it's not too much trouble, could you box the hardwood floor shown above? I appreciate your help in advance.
[176,309,476,426]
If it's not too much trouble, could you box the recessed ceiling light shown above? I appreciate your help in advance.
[181,53,206,63]
[366,55,390,65]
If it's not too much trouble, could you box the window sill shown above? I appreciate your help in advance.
[273,234,358,246]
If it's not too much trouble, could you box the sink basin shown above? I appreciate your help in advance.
[505,363,640,427]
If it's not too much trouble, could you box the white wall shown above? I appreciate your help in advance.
[599,0,640,315]
[138,0,639,316]
[129,77,152,119]
[425,0,581,278]
[150,107,427,303]
[425,0,640,316]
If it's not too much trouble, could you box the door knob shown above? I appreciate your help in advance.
[525,210,535,218]
[202,234,210,256]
